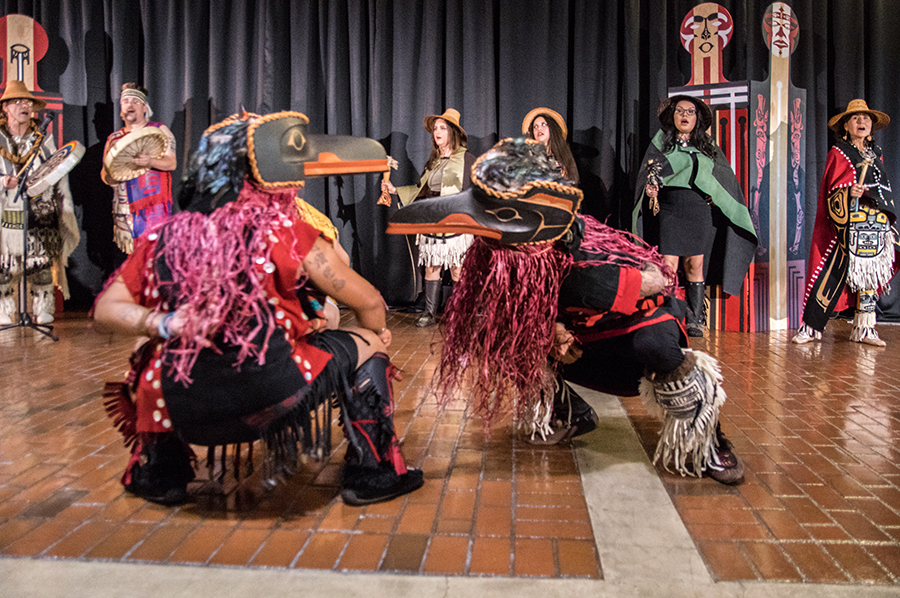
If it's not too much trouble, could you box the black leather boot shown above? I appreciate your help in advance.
[416,280,441,327]
[685,281,706,337]
[440,281,455,313]
[339,353,423,505]
[123,432,195,505]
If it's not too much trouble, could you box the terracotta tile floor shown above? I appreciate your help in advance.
[0,311,600,579]
[2,310,899,585]
[622,318,900,584]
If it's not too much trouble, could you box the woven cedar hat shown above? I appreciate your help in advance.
[657,95,713,131]
[0,80,46,111]
[522,107,568,139]
[424,108,467,141]
[828,99,890,133]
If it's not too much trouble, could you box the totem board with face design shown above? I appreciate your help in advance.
[748,2,807,332]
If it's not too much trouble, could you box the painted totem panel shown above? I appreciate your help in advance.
[671,3,754,331]
[748,3,806,331]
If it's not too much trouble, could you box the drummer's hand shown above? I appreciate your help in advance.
[133,154,153,168]
[3,175,18,189]
[646,184,658,198]
[381,180,397,195]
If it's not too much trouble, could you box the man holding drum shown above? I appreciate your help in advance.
[0,81,79,325]
[102,83,176,254]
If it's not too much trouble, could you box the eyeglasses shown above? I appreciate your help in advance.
[10,99,34,106]
[674,108,697,116]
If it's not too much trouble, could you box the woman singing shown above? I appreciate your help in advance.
[634,96,757,337]
[792,99,898,347]
[382,109,475,327]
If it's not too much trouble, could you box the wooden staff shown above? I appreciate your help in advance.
[856,157,873,187]
[854,156,874,212]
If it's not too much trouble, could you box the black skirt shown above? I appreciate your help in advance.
[657,187,715,256]
[160,328,358,446]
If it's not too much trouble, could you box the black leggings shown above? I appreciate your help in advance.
[564,319,685,397]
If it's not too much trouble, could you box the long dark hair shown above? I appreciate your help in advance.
[528,114,579,184]
[658,100,719,160]
[424,119,466,171]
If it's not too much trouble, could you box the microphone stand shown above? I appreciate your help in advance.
[0,117,58,341]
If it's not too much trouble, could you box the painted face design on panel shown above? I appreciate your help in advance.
[680,2,733,57]
[763,2,799,58]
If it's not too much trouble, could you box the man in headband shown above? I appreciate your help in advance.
[101,83,177,254]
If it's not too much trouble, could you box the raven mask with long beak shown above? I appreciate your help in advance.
[162,111,390,384]
[180,110,390,213]
[387,138,582,244]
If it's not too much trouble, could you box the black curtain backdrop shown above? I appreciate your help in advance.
[3,0,898,312]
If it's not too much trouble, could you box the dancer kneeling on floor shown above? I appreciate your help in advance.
[94,111,423,506]
[388,138,744,484]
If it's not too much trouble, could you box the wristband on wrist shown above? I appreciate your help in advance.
[157,312,174,339]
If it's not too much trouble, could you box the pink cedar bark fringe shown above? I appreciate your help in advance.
[435,237,572,429]
[577,214,675,292]
[433,215,674,430]
[154,182,304,385]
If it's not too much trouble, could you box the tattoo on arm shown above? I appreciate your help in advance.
[312,250,328,267]
[308,245,347,292]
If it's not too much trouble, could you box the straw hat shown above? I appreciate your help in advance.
[0,80,46,111]
[522,107,568,139]
[828,99,890,133]
[424,108,467,140]
[658,95,713,131]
